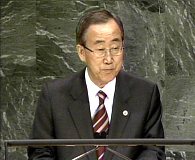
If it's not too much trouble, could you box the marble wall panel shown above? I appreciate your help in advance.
[1,77,38,159]
[1,0,36,76]
[165,0,195,76]
[0,0,195,159]
[164,76,195,159]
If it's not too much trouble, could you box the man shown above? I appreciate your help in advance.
[28,9,165,160]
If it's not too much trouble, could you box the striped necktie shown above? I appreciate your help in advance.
[93,90,109,160]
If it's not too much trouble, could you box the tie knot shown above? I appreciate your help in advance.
[97,90,107,102]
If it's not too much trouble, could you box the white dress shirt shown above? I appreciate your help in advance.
[85,68,116,122]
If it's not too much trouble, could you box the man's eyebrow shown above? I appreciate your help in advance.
[94,40,105,44]
[94,38,121,45]
[112,38,121,42]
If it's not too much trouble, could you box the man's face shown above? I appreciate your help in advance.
[77,19,124,88]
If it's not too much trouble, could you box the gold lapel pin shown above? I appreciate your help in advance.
[123,110,128,116]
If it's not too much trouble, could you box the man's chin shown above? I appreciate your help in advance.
[101,77,115,85]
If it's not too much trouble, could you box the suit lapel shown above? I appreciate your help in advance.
[68,101,97,160]
[105,71,132,160]
[108,99,131,138]
[105,96,131,160]
[67,69,97,160]
[68,101,93,138]
[108,70,132,138]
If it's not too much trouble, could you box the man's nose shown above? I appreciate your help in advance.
[104,50,113,64]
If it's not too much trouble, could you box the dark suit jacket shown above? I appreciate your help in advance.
[28,69,165,160]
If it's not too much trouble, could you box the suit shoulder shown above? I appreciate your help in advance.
[119,70,157,90]
[43,72,80,92]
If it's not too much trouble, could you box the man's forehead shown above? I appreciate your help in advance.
[87,20,120,33]
[84,20,123,44]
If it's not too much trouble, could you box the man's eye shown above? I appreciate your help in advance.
[97,48,105,51]
[113,47,119,50]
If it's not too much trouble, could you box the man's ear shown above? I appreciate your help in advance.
[122,40,125,47]
[76,44,86,62]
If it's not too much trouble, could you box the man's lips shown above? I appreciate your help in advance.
[102,67,114,70]
[102,68,114,70]
[102,69,114,73]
